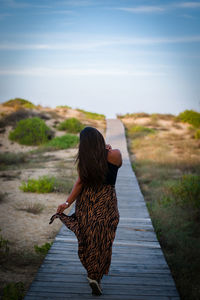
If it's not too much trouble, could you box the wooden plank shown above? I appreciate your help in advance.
[37,265,172,275]
[30,279,178,291]
[34,274,176,286]
[24,292,177,300]
[45,250,167,261]
[38,259,170,269]
[27,284,179,296]
[24,119,180,300]
[54,237,161,248]
[43,259,169,269]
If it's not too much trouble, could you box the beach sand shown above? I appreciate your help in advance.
[0,104,105,297]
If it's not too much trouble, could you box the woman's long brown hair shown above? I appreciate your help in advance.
[76,126,108,187]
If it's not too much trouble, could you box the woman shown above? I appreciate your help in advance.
[49,126,122,296]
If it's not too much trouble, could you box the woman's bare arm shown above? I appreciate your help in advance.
[107,148,122,167]
[56,176,83,214]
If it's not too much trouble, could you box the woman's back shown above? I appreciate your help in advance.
[105,161,119,185]
[51,128,122,295]
[104,148,122,185]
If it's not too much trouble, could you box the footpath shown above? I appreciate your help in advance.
[24,119,180,300]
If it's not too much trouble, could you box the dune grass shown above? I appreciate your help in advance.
[2,98,35,109]
[128,125,156,139]
[0,152,27,165]
[53,177,74,193]
[2,281,25,300]
[0,150,61,171]
[77,108,105,120]
[0,109,50,128]
[0,193,7,203]
[117,112,150,118]
[14,201,45,214]
[0,151,46,171]
[124,113,200,300]
[56,105,71,109]
[0,228,9,255]
[0,247,45,299]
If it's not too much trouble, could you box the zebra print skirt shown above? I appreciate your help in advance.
[49,184,120,281]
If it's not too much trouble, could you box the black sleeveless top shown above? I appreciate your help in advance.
[104,161,119,185]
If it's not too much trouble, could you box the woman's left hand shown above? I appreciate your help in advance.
[56,203,68,214]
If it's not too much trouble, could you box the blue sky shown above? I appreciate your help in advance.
[0,0,200,117]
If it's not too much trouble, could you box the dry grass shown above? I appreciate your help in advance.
[14,201,45,214]
[123,113,200,300]
[0,248,45,299]
[0,192,7,203]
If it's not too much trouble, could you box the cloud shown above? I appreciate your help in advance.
[2,0,51,9]
[177,2,200,8]
[60,0,94,6]
[0,35,200,51]
[181,13,196,19]
[0,67,166,77]
[37,10,74,15]
[116,6,165,14]
[0,41,114,51]
[116,2,200,14]
[114,35,200,45]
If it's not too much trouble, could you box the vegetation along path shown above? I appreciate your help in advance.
[24,119,180,300]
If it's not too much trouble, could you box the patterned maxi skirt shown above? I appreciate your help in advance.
[49,184,120,281]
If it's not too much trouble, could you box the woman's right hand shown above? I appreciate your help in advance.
[56,203,68,214]
[106,144,112,151]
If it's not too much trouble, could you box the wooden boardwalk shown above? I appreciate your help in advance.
[24,119,180,300]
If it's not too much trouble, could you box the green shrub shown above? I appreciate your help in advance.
[2,98,35,109]
[177,110,200,128]
[194,129,200,139]
[9,117,54,145]
[58,117,84,133]
[77,109,105,120]
[128,125,156,139]
[45,134,79,149]
[165,174,200,208]
[19,175,55,193]
[2,282,25,300]
[34,242,53,255]
[19,176,74,194]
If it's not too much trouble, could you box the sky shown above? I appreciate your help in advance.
[0,0,200,118]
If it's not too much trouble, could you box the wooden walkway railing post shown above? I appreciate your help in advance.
[24,119,180,300]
